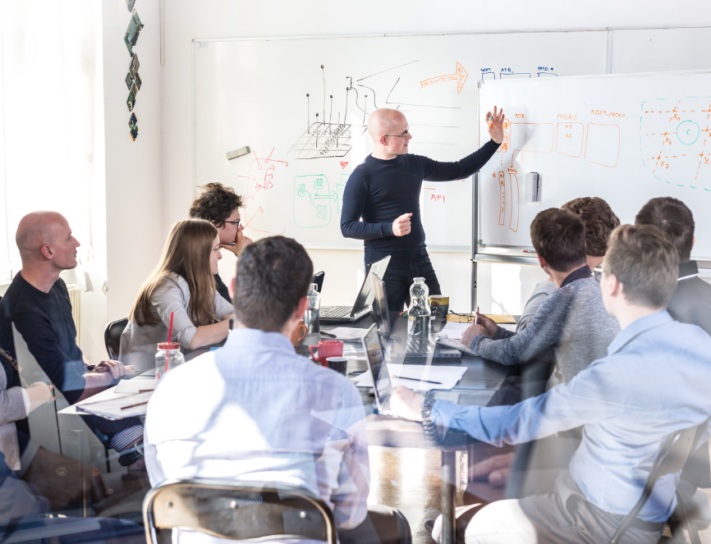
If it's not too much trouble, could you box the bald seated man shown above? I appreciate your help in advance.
[0,212,145,468]
[341,107,505,312]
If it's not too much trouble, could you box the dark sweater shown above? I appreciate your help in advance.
[340,140,500,253]
[0,274,86,404]
[214,273,231,304]
[667,261,711,337]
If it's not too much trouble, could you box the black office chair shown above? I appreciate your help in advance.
[143,479,337,544]
[611,423,708,544]
[104,318,128,360]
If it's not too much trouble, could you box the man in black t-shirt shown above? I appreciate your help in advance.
[189,182,253,303]
[0,212,144,467]
[340,107,505,311]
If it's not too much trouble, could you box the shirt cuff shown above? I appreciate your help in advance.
[21,388,31,416]
[431,399,460,433]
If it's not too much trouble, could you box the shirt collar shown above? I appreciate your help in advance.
[607,310,672,356]
[560,265,592,288]
[224,328,295,354]
[678,260,699,281]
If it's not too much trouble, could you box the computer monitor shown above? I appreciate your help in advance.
[371,273,391,338]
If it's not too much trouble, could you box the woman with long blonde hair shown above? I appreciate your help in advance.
[119,219,234,370]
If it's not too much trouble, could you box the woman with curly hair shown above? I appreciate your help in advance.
[188,182,253,303]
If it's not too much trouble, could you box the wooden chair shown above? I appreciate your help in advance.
[143,479,337,544]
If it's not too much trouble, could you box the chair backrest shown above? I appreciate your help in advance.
[143,479,337,544]
[12,324,109,469]
[104,318,128,360]
[610,422,708,544]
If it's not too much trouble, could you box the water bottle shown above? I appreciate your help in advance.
[305,283,321,336]
[155,342,185,381]
[408,278,431,346]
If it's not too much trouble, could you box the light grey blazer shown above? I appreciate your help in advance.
[119,272,234,372]
[0,364,28,471]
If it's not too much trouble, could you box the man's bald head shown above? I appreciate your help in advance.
[16,212,69,258]
[367,108,407,141]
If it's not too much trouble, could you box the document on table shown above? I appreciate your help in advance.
[75,392,152,419]
[439,321,471,341]
[322,327,370,341]
[114,377,157,394]
[354,364,467,392]
[437,337,477,357]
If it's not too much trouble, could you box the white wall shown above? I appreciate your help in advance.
[103,0,163,327]
[167,1,711,314]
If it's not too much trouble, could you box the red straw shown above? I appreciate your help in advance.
[165,312,174,374]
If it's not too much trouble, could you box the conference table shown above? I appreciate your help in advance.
[62,313,516,544]
[309,314,517,544]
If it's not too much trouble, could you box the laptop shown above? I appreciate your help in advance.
[320,256,391,322]
[371,273,391,338]
[361,324,459,416]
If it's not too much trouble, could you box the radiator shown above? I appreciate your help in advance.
[66,283,81,346]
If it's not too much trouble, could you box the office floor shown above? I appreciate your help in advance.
[368,446,711,544]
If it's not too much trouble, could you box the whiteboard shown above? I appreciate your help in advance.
[477,71,711,260]
[192,31,605,250]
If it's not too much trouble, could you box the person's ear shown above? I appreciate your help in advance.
[692,236,696,251]
[379,135,389,147]
[606,273,622,299]
[537,254,549,272]
[40,245,53,260]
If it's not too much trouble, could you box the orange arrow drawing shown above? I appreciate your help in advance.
[420,62,469,94]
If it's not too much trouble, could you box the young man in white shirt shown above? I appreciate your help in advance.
[144,235,410,544]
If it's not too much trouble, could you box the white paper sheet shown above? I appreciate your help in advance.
[355,364,467,391]
[75,392,152,419]
[322,327,370,341]
[439,322,471,340]
[113,377,157,394]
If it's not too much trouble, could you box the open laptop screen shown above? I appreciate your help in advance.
[371,273,391,338]
[362,324,391,410]
[352,256,391,315]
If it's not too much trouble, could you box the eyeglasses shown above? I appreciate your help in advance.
[385,130,410,138]
[593,267,604,283]
[224,220,241,229]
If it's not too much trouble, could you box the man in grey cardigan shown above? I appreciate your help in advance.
[517,197,620,332]
[463,208,620,384]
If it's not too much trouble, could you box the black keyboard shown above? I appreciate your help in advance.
[320,306,353,318]
[402,336,461,365]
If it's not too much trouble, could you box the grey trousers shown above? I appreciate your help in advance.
[463,472,664,544]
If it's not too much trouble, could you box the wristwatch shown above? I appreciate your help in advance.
[421,393,440,446]
[118,440,144,467]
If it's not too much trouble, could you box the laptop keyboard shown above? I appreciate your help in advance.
[320,306,353,318]
[402,335,461,365]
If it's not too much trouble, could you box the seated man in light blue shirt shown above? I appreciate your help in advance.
[391,224,711,544]
[144,236,410,544]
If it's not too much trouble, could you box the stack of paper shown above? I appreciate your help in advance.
[354,364,467,392]
[76,392,152,419]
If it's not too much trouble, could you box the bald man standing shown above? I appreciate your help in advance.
[0,212,145,468]
[341,107,505,311]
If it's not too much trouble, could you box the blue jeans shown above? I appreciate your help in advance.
[365,250,442,313]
